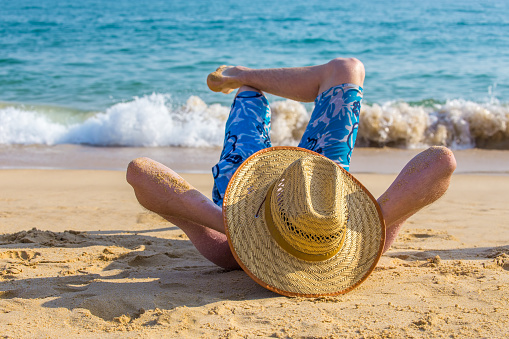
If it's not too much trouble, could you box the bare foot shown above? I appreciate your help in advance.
[206,65,241,94]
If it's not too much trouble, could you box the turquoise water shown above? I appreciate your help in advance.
[1,0,508,149]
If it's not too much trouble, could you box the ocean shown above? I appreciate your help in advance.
[1,0,508,169]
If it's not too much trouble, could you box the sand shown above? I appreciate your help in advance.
[1,168,509,338]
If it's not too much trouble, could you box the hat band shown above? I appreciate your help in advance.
[263,182,343,262]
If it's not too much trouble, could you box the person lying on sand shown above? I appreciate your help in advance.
[126,58,456,296]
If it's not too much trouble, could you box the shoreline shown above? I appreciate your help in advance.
[1,144,508,175]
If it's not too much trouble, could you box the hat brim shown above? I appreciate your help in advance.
[223,146,386,297]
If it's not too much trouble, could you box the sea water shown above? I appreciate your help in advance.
[1,0,508,150]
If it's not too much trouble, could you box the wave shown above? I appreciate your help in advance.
[0,95,228,147]
[0,94,508,149]
[358,100,509,149]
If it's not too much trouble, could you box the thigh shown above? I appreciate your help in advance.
[212,91,272,206]
[298,83,363,172]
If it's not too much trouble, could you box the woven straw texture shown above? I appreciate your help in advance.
[269,156,348,257]
[223,147,385,297]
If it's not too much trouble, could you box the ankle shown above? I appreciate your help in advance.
[225,66,247,80]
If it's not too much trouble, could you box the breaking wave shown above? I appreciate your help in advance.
[1,94,508,149]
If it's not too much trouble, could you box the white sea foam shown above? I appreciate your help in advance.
[0,94,230,147]
[270,99,310,146]
[61,94,229,147]
[0,94,508,149]
[358,99,509,149]
[0,106,68,145]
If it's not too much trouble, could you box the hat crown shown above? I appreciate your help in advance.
[269,156,347,258]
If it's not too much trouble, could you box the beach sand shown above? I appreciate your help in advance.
[1,155,509,337]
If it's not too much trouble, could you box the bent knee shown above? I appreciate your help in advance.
[426,146,457,176]
[327,57,365,86]
[126,157,152,187]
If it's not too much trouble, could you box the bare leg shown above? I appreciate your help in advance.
[377,146,457,253]
[126,157,239,269]
[126,147,455,264]
[207,57,365,102]
[161,215,239,270]
[126,86,265,270]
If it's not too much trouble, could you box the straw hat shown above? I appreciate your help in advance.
[223,146,385,297]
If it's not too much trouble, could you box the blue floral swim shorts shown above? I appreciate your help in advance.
[212,83,363,206]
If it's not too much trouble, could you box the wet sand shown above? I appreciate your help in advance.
[1,144,509,174]
[1,162,508,337]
